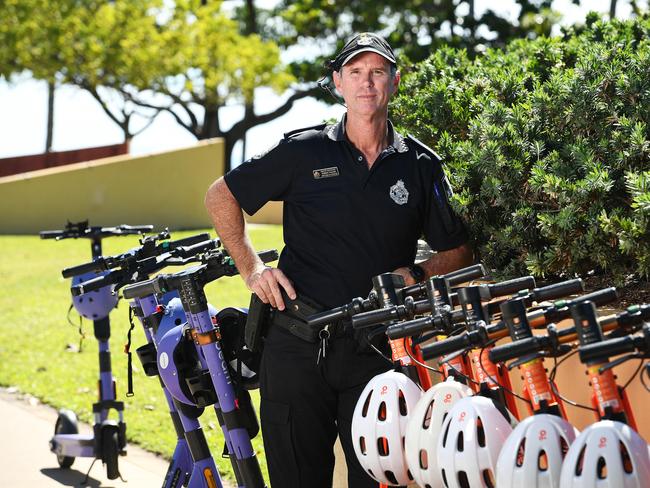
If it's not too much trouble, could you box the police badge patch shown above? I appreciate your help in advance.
[389,179,409,205]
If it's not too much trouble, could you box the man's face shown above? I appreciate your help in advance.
[333,52,400,118]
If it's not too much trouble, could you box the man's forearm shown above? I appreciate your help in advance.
[204,177,262,280]
[419,243,474,278]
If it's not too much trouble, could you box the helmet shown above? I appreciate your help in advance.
[496,414,578,488]
[214,307,260,390]
[352,370,423,486]
[155,296,186,341]
[156,302,218,406]
[436,395,514,488]
[70,271,118,320]
[405,377,473,488]
[559,420,650,488]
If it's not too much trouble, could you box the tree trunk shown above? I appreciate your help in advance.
[45,80,55,156]
[610,0,618,18]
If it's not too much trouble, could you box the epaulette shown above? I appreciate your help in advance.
[283,123,328,140]
[405,134,443,163]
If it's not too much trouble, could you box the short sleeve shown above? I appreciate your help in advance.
[422,161,469,251]
[224,139,295,215]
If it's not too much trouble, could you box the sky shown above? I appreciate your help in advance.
[0,0,639,165]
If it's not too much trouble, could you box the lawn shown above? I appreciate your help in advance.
[0,225,285,484]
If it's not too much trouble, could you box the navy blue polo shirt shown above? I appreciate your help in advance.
[224,116,468,308]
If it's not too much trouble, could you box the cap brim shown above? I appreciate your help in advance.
[340,48,396,68]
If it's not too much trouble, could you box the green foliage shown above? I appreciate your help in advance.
[0,227,285,484]
[393,14,650,282]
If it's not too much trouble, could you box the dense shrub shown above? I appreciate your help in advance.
[393,13,650,283]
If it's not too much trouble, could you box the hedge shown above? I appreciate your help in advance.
[393,13,650,284]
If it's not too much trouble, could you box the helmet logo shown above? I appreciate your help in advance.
[598,437,607,448]
[444,393,453,403]
[390,179,409,205]
[381,385,388,395]
[458,411,466,422]
[538,429,547,441]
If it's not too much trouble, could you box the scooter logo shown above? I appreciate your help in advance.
[389,179,409,205]
[159,352,169,370]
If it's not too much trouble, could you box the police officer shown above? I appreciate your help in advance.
[205,32,472,487]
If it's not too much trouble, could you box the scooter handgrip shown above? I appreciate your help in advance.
[489,336,543,363]
[71,272,117,295]
[352,307,401,329]
[113,224,154,234]
[386,316,438,340]
[62,258,107,278]
[445,264,487,286]
[487,276,536,298]
[122,276,166,299]
[167,233,212,250]
[39,230,64,239]
[421,333,473,360]
[307,307,347,327]
[578,335,637,363]
[258,249,280,263]
[533,278,584,302]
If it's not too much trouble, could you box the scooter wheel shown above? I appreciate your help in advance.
[54,409,78,468]
[101,425,120,480]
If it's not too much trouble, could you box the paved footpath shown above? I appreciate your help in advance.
[0,387,204,488]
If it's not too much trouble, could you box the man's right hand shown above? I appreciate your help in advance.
[246,264,296,311]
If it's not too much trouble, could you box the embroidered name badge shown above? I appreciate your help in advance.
[313,167,340,179]
[390,179,409,205]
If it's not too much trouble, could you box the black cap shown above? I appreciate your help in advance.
[328,32,397,72]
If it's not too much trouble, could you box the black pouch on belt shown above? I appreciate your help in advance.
[270,290,324,343]
[244,293,271,353]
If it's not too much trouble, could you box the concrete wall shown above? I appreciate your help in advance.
[0,140,224,234]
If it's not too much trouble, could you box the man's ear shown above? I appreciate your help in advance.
[333,69,342,92]
[391,70,401,94]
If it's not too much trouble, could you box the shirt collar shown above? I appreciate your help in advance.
[325,114,408,153]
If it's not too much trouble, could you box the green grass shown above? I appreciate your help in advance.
[0,225,284,484]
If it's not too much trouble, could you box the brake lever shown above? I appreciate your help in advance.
[599,352,648,374]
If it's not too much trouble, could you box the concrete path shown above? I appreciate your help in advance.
[0,387,182,488]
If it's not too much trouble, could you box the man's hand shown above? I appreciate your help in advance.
[245,264,296,311]
[392,267,417,286]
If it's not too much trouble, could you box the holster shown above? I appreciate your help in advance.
[244,294,271,353]
[270,291,325,343]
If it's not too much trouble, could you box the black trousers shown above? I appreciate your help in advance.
[259,324,392,488]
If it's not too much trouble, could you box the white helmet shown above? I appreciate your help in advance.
[496,414,579,488]
[436,395,514,488]
[405,377,473,488]
[559,420,650,488]
[352,370,423,486]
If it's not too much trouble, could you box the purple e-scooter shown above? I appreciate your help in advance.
[71,231,226,487]
[40,221,153,479]
[122,246,275,488]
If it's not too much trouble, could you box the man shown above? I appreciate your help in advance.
[205,32,472,487]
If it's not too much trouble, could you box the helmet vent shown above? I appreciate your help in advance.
[620,441,633,473]
[361,391,373,417]
[378,401,387,421]
[457,470,471,488]
[516,438,526,466]
[457,431,465,452]
[575,444,587,476]
[482,469,496,488]
[597,456,608,479]
[560,435,569,458]
[175,318,182,325]
[441,468,449,487]
[384,470,398,485]
[442,419,451,447]
[419,449,428,469]
[476,416,486,447]
[422,400,434,429]
[359,436,366,455]
[377,437,390,456]
[399,390,408,416]
[88,297,94,302]
[538,450,549,471]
